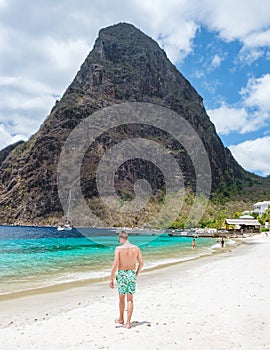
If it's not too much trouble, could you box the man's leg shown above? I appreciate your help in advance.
[126,294,134,328]
[116,293,125,324]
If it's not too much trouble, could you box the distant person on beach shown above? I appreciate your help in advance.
[192,238,196,249]
[221,237,225,248]
[110,231,144,329]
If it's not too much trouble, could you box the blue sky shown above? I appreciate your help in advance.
[180,26,269,141]
[0,0,270,176]
[178,25,270,176]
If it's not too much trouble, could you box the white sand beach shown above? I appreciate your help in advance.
[0,234,270,350]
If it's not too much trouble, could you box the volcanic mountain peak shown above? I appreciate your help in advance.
[0,22,268,226]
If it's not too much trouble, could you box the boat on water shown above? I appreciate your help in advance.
[57,190,73,231]
[115,227,161,236]
[57,223,72,231]
[168,229,195,237]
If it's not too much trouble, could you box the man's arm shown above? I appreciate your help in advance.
[110,248,120,289]
[136,248,144,277]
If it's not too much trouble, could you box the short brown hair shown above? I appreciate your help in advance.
[118,231,128,240]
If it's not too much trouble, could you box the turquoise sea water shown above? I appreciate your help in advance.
[0,226,228,295]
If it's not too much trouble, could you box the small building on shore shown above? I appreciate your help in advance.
[253,201,270,215]
[225,218,260,234]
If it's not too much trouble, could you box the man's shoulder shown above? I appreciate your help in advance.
[130,243,140,249]
[116,243,139,250]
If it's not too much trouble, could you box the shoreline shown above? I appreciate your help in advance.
[0,236,248,314]
[0,236,239,301]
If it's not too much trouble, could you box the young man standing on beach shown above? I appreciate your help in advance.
[110,231,144,329]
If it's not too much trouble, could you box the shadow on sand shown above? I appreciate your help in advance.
[115,320,151,329]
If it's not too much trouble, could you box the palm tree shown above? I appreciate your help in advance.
[260,205,270,225]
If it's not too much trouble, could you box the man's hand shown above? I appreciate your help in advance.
[110,278,114,289]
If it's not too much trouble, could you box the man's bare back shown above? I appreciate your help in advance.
[117,242,140,270]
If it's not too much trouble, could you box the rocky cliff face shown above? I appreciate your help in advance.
[0,23,267,226]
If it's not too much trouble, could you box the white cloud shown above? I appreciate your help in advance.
[208,73,270,135]
[211,54,223,69]
[0,76,56,138]
[244,29,270,48]
[41,37,90,72]
[229,137,270,176]
[0,76,54,97]
[0,110,47,139]
[238,48,265,65]
[241,74,270,112]
[0,123,27,150]
[196,0,270,43]
[157,21,198,62]
[194,0,270,65]
[135,0,270,53]
[207,104,249,134]
[127,0,200,62]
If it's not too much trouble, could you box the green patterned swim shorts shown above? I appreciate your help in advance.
[117,270,136,295]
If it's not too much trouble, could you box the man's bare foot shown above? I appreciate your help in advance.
[125,322,131,329]
[114,319,124,324]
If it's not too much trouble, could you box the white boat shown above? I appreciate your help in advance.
[168,229,195,237]
[115,227,159,236]
[168,231,189,237]
[57,223,72,231]
[57,190,73,231]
